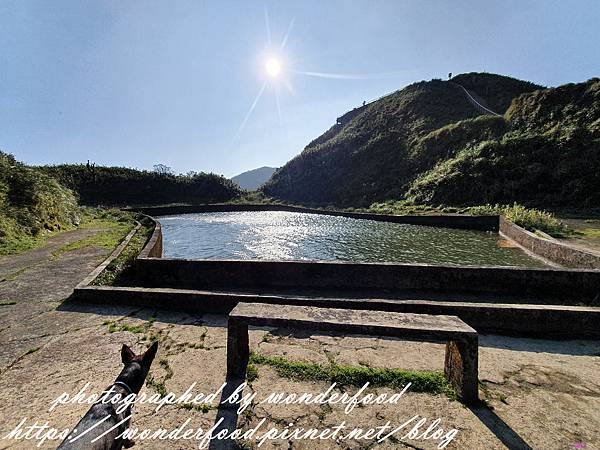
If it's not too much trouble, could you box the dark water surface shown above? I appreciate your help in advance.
[159,211,546,267]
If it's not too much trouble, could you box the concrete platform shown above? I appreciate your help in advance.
[227,303,479,403]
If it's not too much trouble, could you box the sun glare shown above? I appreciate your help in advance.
[265,57,282,77]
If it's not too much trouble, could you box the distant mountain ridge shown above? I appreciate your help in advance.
[232,166,277,190]
[262,72,600,208]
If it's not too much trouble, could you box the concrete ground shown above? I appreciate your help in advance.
[559,218,600,257]
[0,233,599,450]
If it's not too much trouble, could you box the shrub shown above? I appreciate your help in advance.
[0,152,80,255]
[466,203,571,237]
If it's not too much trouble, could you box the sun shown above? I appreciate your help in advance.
[265,57,282,77]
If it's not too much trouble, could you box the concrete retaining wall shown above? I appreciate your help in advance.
[71,285,600,338]
[137,216,163,258]
[135,258,600,302]
[500,216,600,269]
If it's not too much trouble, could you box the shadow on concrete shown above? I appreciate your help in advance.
[479,334,600,356]
[208,377,245,450]
[56,297,226,328]
[58,297,600,358]
[266,326,600,357]
[469,403,533,450]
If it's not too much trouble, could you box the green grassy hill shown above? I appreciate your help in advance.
[262,73,543,206]
[41,164,242,206]
[0,152,80,254]
[408,78,600,206]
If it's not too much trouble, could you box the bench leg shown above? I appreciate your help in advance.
[227,318,249,380]
[444,337,478,404]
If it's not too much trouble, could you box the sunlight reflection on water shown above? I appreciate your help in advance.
[158,211,546,267]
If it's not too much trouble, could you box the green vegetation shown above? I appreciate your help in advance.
[579,228,600,239]
[145,373,169,397]
[0,153,156,257]
[104,321,147,334]
[1,152,237,257]
[103,317,156,334]
[263,73,542,206]
[51,209,136,259]
[467,203,572,237]
[249,353,455,397]
[92,214,155,286]
[0,300,17,306]
[405,79,600,207]
[0,152,80,255]
[41,163,242,206]
[146,358,174,398]
[246,363,259,382]
[451,72,542,113]
[178,402,215,413]
[24,347,40,356]
[366,200,571,237]
[263,73,599,210]
[366,201,444,216]
[226,190,282,204]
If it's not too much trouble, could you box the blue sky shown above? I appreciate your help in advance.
[1,1,599,177]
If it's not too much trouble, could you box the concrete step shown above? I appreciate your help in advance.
[70,285,600,338]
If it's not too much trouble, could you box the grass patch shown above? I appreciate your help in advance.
[0,300,17,306]
[24,347,40,356]
[51,210,135,259]
[366,200,573,238]
[246,364,259,382]
[92,215,155,286]
[466,203,572,237]
[249,353,455,397]
[103,316,155,334]
[145,373,168,397]
[578,228,600,239]
[145,358,174,398]
[177,403,215,413]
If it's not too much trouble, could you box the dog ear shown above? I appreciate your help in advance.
[142,341,158,365]
[121,344,136,364]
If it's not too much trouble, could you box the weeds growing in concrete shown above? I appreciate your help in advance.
[249,352,456,397]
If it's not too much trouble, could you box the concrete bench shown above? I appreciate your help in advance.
[227,302,479,403]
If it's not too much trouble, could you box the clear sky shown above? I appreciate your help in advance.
[1,1,598,177]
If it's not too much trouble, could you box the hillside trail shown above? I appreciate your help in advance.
[449,81,502,116]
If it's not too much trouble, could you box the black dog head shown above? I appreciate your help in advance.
[117,341,158,394]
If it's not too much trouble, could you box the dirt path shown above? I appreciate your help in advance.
[0,232,599,449]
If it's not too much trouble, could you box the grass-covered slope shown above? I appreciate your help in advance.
[451,72,542,113]
[41,164,242,206]
[408,78,600,207]
[0,152,80,254]
[263,73,542,206]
